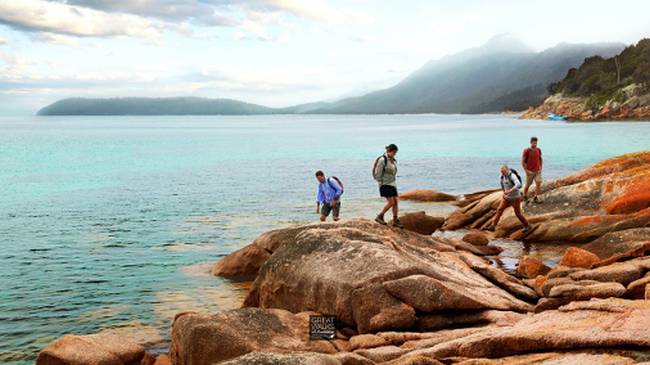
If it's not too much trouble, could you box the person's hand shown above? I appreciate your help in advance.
[331,200,337,207]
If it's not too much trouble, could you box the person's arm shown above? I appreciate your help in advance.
[316,185,324,212]
[539,149,543,170]
[511,172,522,191]
[521,148,528,171]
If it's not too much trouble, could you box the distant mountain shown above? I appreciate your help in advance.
[548,38,650,97]
[303,35,625,114]
[38,35,628,116]
[37,97,276,115]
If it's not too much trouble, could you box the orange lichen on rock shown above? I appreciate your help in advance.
[604,172,650,214]
[560,247,600,269]
[573,216,603,225]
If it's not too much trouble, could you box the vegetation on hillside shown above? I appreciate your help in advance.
[548,39,650,99]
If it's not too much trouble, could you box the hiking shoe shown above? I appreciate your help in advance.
[375,215,387,225]
[523,225,531,234]
[533,196,543,204]
[485,224,496,232]
[392,219,404,229]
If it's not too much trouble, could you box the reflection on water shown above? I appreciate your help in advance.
[434,230,567,275]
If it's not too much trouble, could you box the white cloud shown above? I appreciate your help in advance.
[0,0,162,38]
[0,0,371,45]
[262,0,371,24]
[0,36,7,45]
[31,32,80,46]
[61,0,239,27]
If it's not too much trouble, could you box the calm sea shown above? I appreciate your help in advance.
[1,114,649,363]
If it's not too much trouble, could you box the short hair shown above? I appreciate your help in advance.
[531,136,538,142]
[315,170,324,177]
[385,143,399,152]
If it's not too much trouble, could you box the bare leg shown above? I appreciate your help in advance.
[320,215,326,222]
[391,197,399,219]
[379,197,394,217]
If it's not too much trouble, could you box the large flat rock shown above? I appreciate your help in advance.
[170,308,337,365]
[430,298,650,358]
[36,333,145,365]
[243,219,532,334]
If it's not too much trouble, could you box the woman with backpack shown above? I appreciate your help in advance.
[486,164,530,234]
[373,144,403,228]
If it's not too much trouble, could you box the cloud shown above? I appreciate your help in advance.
[60,0,369,25]
[60,0,239,27]
[0,37,7,45]
[31,32,80,46]
[258,0,371,24]
[0,0,370,44]
[0,0,162,38]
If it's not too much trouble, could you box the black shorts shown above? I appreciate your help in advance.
[321,200,341,218]
[379,185,398,198]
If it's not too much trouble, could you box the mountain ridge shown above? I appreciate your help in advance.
[38,36,627,116]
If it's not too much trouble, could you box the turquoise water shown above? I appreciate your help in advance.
[1,114,649,363]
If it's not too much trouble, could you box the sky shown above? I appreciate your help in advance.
[1,0,649,115]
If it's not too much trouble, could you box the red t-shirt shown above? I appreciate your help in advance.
[523,147,542,172]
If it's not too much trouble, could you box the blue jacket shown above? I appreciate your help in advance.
[317,178,342,204]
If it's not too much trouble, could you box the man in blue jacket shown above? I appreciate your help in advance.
[315,170,343,222]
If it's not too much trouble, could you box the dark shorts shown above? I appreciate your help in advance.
[379,185,398,198]
[321,200,341,218]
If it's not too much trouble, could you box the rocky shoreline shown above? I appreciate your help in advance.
[521,84,650,121]
[37,151,650,365]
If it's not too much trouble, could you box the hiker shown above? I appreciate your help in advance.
[522,136,543,204]
[315,171,343,222]
[486,165,530,233]
[373,144,403,228]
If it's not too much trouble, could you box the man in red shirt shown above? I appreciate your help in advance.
[522,136,543,204]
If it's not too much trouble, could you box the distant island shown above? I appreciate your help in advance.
[522,38,650,121]
[37,97,279,116]
[38,35,625,116]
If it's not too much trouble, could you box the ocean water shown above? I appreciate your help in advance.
[1,114,649,363]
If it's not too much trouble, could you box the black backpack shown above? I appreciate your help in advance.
[502,168,522,189]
